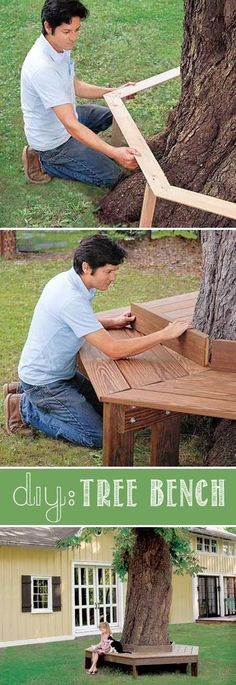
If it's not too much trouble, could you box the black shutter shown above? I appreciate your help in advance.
[21,576,31,613]
[52,576,61,612]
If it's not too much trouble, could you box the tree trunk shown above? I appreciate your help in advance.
[193,230,236,465]
[99,0,236,227]
[0,231,16,257]
[122,529,172,646]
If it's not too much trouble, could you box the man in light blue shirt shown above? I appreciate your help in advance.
[21,0,139,186]
[4,233,190,448]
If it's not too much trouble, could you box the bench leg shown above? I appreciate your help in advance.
[132,664,138,678]
[140,183,157,228]
[150,415,181,466]
[85,655,91,670]
[191,661,198,677]
[103,403,134,466]
[111,119,124,147]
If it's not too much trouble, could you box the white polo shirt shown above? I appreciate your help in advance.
[18,268,103,385]
[21,34,77,151]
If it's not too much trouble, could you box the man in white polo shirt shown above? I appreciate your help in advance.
[4,234,190,448]
[21,0,139,186]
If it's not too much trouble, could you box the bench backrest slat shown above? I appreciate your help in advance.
[131,303,209,367]
[211,339,236,371]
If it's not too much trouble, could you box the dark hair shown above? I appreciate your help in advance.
[73,233,127,275]
[41,0,89,35]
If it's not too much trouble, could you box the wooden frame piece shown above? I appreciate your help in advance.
[105,68,236,225]
[210,339,236,372]
[131,302,209,367]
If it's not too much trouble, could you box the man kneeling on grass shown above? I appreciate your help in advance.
[4,233,190,448]
[21,0,139,186]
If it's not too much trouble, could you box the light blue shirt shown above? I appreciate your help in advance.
[18,268,103,385]
[21,34,77,151]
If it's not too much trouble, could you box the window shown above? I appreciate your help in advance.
[21,575,61,613]
[196,536,217,554]
[197,536,203,551]
[32,577,52,613]
[210,539,217,554]
[223,543,235,556]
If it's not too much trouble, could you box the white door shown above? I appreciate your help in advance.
[73,564,120,635]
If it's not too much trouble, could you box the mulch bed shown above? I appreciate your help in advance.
[12,236,202,276]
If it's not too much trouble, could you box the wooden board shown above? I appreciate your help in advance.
[211,339,236,371]
[131,302,209,367]
[104,94,169,192]
[106,66,181,99]
[140,184,157,228]
[162,346,209,376]
[161,183,236,221]
[142,292,198,309]
[79,341,130,400]
[116,344,190,388]
[102,368,236,419]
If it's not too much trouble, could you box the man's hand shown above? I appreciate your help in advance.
[162,320,191,341]
[111,146,140,170]
[112,312,136,329]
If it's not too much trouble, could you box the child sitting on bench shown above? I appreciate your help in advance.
[88,621,122,675]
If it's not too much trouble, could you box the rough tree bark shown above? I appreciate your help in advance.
[0,231,16,257]
[193,230,236,465]
[99,1,236,227]
[121,529,172,646]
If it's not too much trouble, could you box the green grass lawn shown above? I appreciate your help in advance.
[0,623,235,685]
[0,232,201,466]
[0,0,183,228]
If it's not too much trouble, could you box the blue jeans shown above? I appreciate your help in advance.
[39,104,124,188]
[19,372,103,448]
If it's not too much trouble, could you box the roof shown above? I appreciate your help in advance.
[0,527,81,547]
[0,527,235,548]
[189,527,236,542]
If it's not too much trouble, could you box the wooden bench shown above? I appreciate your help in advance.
[78,291,236,466]
[85,643,199,678]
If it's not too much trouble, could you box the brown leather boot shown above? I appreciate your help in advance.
[3,382,21,399]
[22,146,52,184]
[4,393,33,436]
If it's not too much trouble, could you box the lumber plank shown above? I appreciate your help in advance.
[162,346,209,376]
[152,305,196,320]
[116,344,190,388]
[107,66,180,99]
[117,406,180,433]
[144,371,236,397]
[111,118,124,147]
[150,415,181,465]
[102,387,236,419]
[103,94,169,191]
[140,183,157,228]
[106,328,192,386]
[159,184,236,221]
[142,292,198,308]
[102,403,134,466]
[79,342,130,399]
[131,302,209,366]
[211,339,236,371]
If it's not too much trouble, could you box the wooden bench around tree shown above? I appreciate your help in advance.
[78,291,236,466]
[85,644,199,678]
